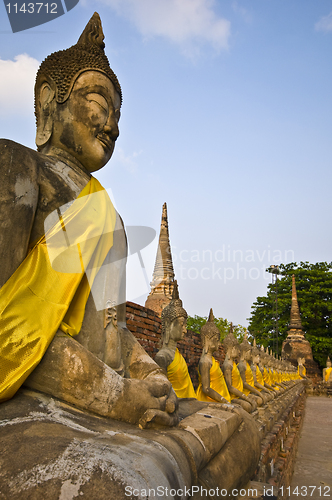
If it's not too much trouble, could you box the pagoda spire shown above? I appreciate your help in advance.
[150,203,175,289]
[145,203,176,315]
[289,274,303,331]
[281,274,320,381]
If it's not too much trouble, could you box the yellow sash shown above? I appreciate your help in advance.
[325,367,332,382]
[269,368,279,389]
[232,361,243,392]
[242,362,255,395]
[0,178,116,402]
[263,367,270,385]
[167,348,196,399]
[256,365,264,389]
[196,356,231,403]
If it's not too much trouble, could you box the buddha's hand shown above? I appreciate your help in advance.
[247,395,257,412]
[110,374,178,427]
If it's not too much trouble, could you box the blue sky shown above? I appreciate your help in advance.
[1,1,332,327]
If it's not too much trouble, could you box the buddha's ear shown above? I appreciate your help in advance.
[164,327,170,346]
[35,80,56,150]
[202,337,208,355]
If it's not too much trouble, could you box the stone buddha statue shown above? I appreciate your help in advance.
[0,13,177,428]
[222,328,256,413]
[237,335,264,406]
[269,353,286,393]
[154,282,196,399]
[196,309,231,404]
[258,347,278,395]
[297,357,307,379]
[323,356,332,384]
[250,343,273,401]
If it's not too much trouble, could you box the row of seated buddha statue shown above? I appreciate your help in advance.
[155,283,301,413]
[0,13,306,497]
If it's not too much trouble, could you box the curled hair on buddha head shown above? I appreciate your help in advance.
[35,12,122,150]
[239,330,251,355]
[161,281,187,342]
[259,345,267,363]
[251,337,260,357]
[251,346,260,358]
[222,323,239,353]
[200,309,220,353]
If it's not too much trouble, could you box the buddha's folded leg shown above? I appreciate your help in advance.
[250,394,264,406]
[24,331,177,425]
[230,398,252,413]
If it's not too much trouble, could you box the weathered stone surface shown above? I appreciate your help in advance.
[0,13,179,427]
[0,389,262,499]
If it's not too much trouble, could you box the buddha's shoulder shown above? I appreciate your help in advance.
[0,139,37,156]
[0,139,46,174]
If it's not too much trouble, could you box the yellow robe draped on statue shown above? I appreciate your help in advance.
[256,365,264,389]
[325,367,332,382]
[0,178,116,402]
[263,367,271,385]
[167,348,196,399]
[270,369,279,390]
[232,362,244,392]
[196,356,231,403]
[243,362,255,396]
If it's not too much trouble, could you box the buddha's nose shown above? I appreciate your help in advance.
[103,113,119,141]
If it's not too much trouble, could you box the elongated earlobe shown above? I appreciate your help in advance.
[35,81,56,150]
[165,328,170,346]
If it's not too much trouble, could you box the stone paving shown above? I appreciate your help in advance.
[289,396,332,500]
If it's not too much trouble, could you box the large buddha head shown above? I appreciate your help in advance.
[161,282,187,345]
[200,309,220,355]
[223,324,239,359]
[240,333,252,362]
[34,12,122,173]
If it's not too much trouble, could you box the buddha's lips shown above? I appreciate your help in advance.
[97,134,112,151]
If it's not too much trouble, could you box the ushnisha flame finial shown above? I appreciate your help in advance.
[201,308,220,341]
[35,12,122,108]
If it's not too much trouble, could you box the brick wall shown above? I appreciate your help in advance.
[126,301,225,389]
[253,388,306,498]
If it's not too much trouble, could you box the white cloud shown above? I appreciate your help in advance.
[232,1,252,24]
[0,54,39,114]
[100,0,231,52]
[114,147,143,173]
[315,12,332,33]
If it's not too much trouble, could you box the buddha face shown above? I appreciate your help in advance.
[252,353,260,365]
[49,71,120,172]
[169,316,187,342]
[244,348,251,362]
[231,345,240,359]
[204,334,219,354]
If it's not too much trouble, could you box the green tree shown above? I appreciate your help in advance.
[248,262,332,367]
[187,315,247,342]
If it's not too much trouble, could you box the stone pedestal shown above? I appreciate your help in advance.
[0,389,261,499]
[145,287,172,316]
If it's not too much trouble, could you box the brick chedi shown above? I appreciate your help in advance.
[282,275,320,381]
[145,202,175,315]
